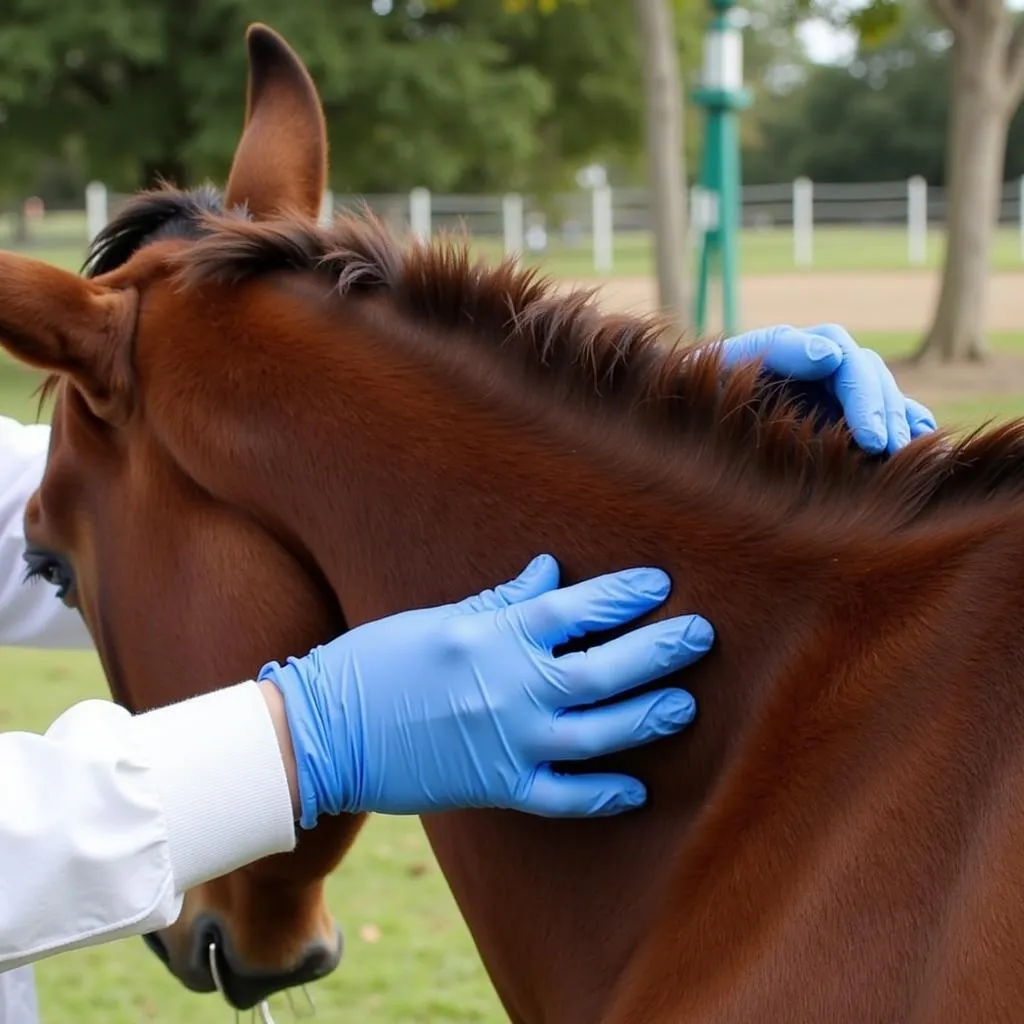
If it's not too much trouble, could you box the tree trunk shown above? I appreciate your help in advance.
[634,0,690,326]
[916,2,1024,363]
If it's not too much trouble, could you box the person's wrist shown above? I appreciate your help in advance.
[258,678,301,821]
[258,651,361,827]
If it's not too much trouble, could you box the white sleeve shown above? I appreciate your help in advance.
[0,680,297,973]
[0,416,92,649]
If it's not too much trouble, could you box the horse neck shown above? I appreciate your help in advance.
[197,308,875,1021]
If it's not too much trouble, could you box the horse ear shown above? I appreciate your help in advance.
[0,253,135,425]
[223,23,328,221]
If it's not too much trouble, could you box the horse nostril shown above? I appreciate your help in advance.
[189,915,230,980]
[295,939,340,982]
[183,915,343,1009]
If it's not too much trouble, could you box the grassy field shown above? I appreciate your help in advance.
[7,212,1024,278]
[2,298,1024,1019]
[471,225,1024,277]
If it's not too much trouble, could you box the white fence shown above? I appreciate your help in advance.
[8,176,1024,272]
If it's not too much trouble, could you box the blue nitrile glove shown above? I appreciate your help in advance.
[258,554,713,826]
[716,323,937,456]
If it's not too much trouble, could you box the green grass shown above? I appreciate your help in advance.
[7,215,1024,277]
[2,317,1024,1021]
[843,330,1024,359]
[470,225,1024,277]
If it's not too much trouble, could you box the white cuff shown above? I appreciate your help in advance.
[127,681,297,893]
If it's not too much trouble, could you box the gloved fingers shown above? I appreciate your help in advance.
[804,323,888,453]
[541,687,696,762]
[552,614,714,705]
[861,348,911,454]
[510,566,673,648]
[717,325,842,380]
[906,396,938,437]
[449,554,561,615]
[514,766,648,817]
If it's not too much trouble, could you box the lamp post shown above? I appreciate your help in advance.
[692,0,751,336]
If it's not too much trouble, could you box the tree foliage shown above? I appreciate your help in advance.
[0,0,701,198]
[781,0,904,43]
[750,18,975,182]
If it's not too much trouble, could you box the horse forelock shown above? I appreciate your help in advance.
[82,183,226,279]
[49,182,1024,533]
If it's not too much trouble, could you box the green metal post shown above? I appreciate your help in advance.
[692,0,752,336]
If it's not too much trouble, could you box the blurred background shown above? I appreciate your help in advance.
[1,0,1022,1021]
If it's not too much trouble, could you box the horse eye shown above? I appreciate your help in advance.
[23,549,75,600]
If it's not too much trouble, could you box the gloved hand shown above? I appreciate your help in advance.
[716,323,937,455]
[258,554,713,826]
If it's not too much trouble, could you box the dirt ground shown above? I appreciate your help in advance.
[560,269,1024,409]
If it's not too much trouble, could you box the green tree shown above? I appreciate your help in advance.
[498,0,703,324]
[0,0,702,198]
[0,1,554,194]
[788,0,1024,363]
[469,0,697,193]
[740,9,1024,183]
[742,16,952,183]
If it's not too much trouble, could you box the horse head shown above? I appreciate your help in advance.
[0,24,360,1010]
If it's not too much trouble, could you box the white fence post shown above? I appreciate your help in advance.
[85,181,108,243]
[502,193,524,257]
[907,176,928,266]
[1019,175,1024,262]
[792,176,814,267]
[689,185,710,249]
[592,183,613,273]
[687,186,700,252]
[409,187,431,242]
[319,189,334,227]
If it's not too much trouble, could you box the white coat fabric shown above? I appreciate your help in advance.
[0,416,297,1020]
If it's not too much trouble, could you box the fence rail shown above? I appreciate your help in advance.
[5,177,1024,273]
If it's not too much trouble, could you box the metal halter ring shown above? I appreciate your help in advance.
[207,940,278,1024]
[206,941,316,1022]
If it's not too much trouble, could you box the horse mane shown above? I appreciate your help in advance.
[57,183,1024,532]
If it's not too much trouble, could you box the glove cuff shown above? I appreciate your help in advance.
[258,654,346,829]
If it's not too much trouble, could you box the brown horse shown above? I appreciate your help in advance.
[4,21,1024,1024]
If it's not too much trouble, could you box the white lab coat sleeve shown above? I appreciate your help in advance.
[0,680,297,973]
[0,415,92,649]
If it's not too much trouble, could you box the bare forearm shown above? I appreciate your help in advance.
[259,679,300,820]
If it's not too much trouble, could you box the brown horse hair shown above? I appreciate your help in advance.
[45,182,1024,537]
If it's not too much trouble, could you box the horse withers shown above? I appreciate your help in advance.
[2,22,1024,1024]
